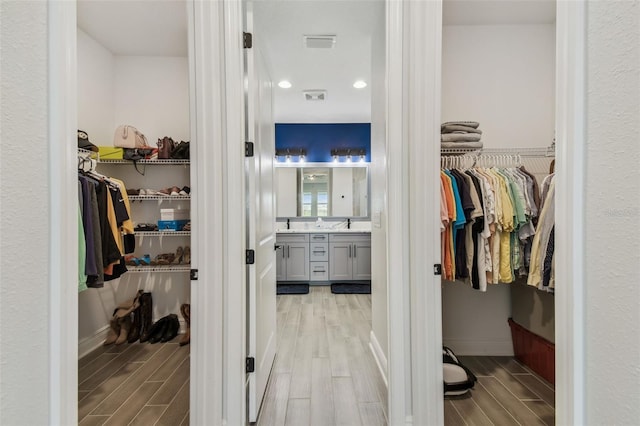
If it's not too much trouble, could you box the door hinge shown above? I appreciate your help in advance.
[434,264,442,276]
[246,357,255,373]
[243,32,253,48]
[190,269,198,280]
[246,249,255,265]
[245,141,254,157]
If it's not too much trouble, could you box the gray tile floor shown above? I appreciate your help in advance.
[78,340,189,425]
[78,287,555,426]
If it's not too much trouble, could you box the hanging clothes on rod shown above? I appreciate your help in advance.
[440,147,555,292]
[78,150,135,291]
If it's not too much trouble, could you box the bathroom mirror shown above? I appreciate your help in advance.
[275,164,369,218]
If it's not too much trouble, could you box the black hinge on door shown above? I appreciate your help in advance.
[245,141,254,157]
[190,269,198,280]
[246,249,255,265]
[246,357,255,373]
[434,264,442,276]
[243,32,253,49]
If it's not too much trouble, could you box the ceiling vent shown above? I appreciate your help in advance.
[303,35,336,49]
[303,90,327,101]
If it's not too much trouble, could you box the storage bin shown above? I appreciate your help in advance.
[157,219,189,231]
[160,208,190,221]
[98,146,123,159]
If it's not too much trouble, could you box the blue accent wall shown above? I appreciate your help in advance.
[275,123,371,163]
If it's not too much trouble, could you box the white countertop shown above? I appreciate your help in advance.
[276,228,371,234]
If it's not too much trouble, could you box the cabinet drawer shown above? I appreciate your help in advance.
[309,243,329,261]
[277,233,309,243]
[309,233,328,243]
[309,262,329,281]
[329,233,371,243]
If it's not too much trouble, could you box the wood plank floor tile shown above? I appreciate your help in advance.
[155,379,190,426]
[180,411,190,425]
[479,376,546,425]
[491,356,529,374]
[78,415,109,426]
[78,361,143,421]
[457,356,493,377]
[480,357,540,400]
[258,373,290,426]
[465,379,520,425]
[79,344,146,390]
[289,356,312,399]
[90,343,180,416]
[358,402,386,426]
[149,356,190,405]
[311,315,329,358]
[512,374,555,407]
[79,345,110,369]
[129,405,168,426]
[102,381,163,426]
[79,353,119,382]
[149,343,188,381]
[444,400,467,426]
[346,337,379,403]
[285,398,311,426]
[448,395,493,426]
[332,377,362,426]
[327,325,350,377]
[274,324,298,374]
[523,400,555,426]
[79,390,90,402]
[310,358,335,426]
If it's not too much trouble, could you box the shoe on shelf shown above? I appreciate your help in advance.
[151,253,175,266]
[179,186,190,196]
[170,186,181,196]
[172,247,183,264]
[126,188,139,196]
[183,222,191,232]
[182,246,191,264]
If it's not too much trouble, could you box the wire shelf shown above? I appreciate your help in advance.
[126,265,191,273]
[99,159,190,165]
[128,195,191,201]
[441,146,555,157]
[135,231,191,237]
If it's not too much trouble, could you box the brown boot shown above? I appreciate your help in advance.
[127,290,144,343]
[103,317,120,345]
[115,313,132,345]
[179,303,190,346]
[139,292,154,343]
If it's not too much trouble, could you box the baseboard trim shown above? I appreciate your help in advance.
[78,319,187,359]
[369,330,388,388]
[442,338,514,356]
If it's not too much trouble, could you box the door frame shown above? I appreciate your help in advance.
[47,0,586,424]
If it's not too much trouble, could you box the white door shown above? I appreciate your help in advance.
[245,4,277,422]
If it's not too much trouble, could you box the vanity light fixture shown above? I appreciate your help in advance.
[275,148,306,163]
[278,80,292,89]
[353,80,367,89]
[331,148,367,163]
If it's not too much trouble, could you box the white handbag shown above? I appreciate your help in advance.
[113,125,149,149]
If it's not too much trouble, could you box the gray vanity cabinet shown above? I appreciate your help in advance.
[276,233,309,281]
[329,233,372,281]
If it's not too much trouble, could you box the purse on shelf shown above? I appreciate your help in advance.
[157,136,176,159]
[113,125,150,149]
[170,141,190,159]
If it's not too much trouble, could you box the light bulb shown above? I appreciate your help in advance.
[299,155,305,163]
[278,80,292,89]
[353,80,367,89]
[346,155,352,163]
[333,155,338,163]
[360,155,365,162]
[286,155,291,163]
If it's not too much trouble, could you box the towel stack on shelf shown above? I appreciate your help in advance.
[441,121,483,149]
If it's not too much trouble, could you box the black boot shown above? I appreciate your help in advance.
[148,316,169,344]
[161,314,180,342]
[127,290,144,343]
[139,292,154,343]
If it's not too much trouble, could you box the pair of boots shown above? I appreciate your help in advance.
[180,303,190,346]
[104,290,153,345]
[146,314,180,343]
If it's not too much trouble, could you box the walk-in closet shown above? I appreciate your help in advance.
[76,2,192,424]
[440,2,557,425]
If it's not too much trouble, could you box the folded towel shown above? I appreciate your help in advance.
[441,133,482,142]
[441,124,482,134]
[441,121,480,129]
[441,141,484,149]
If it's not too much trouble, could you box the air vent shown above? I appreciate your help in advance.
[303,35,336,49]
[303,90,327,101]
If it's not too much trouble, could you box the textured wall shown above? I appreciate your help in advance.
[0,1,51,424]
[585,1,640,423]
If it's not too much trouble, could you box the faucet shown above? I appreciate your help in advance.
[347,218,351,229]
[287,218,290,230]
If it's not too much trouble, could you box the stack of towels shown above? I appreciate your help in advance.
[441,121,483,149]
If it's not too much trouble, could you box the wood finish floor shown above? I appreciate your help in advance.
[78,288,555,426]
[257,286,388,426]
[78,340,189,425]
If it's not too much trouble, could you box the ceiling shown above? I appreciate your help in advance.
[77,0,555,123]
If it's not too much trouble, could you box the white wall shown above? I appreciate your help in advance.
[370,2,388,377]
[441,23,556,355]
[0,2,51,424]
[77,29,115,145]
[442,24,555,149]
[585,2,640,423]
[331,167,354,216]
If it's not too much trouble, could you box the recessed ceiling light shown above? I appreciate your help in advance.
[278,80,292,89]
[353,80,367,89]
